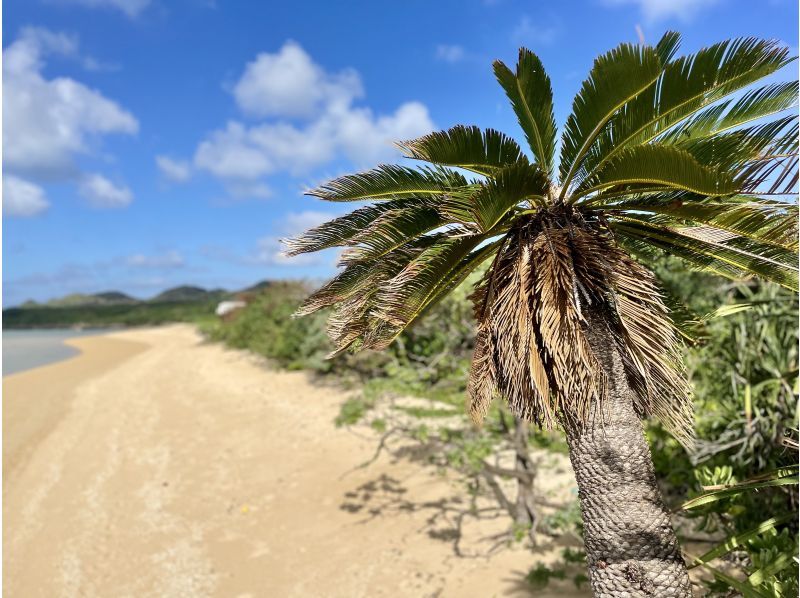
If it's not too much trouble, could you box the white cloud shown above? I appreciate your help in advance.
[512,16,560,46]
[232,40,363,119]
[48,0,151,18]
[194,122,277,180]
[192,41,434,199]
[79,174,133,208]
[602,0,721,22]
[3,175,50,217]
[127,250,184,268]
[435,44,465,63]
[4,27,138,181]
[254,210,334,266]
[156,155,192,182]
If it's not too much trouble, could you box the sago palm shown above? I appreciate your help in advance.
[287,32,798,596]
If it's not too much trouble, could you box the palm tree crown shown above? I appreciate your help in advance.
[287,32,798,447]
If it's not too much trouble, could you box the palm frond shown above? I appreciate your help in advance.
[655,31,682,64]
[372,234,490,329]
[284,196,432,256]
[578,38,794,187]
[660,81,798,143]
[397,125,527,176]
[442,162,550,233]
[610,255,694,447]
[294,236,439,316]
[468,217,693,446]
[339,200,450,264]
[603,195,798,250]
[494,48,557,173]
[559,43,663,197]
[573,144,736,201]
[612,216,799,290]
[306,164,467,201]
[365,236,503,350]
[674,116,797,173]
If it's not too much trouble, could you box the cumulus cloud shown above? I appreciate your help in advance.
[47,0,151,18]
[4,27,138,181]
[156,155,192,182]
[79,174,133,208]
[435,44,466,63]
[3,175,50,217]
[191,41,434,199]
[233,41,363,119]
[3,27,137,216]
[602,0,721,22]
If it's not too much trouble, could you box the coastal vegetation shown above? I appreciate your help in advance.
[3,298,220,328]
[202,265,798,595]
[277,33,798,595]
[5,285,236,328]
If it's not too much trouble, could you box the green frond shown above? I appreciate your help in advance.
[364,236,502,350]
[675,116,797,173]
[579,38,794,187]
[386,238,505,337]
[604,195,798,250]
[442,162,550,233]
[339,200,449,264]
[573,144,736,201]
[655,31,682,64]
[294,236,440,316]
[397,125,528,176]
[284,196,432,256]
[306,164,467,201]
[741,156,798,196]
[493,48,557,173]
[558,43,663,197]
[660,81,798,143]
[736,119,799,195]
[373,234,490,329]
[612,215,799,290]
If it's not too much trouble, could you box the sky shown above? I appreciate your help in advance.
[3,0,798,305]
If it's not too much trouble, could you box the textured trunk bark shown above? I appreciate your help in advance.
[563,312,692,597]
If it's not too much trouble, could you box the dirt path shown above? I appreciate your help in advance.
[3,325,587,597]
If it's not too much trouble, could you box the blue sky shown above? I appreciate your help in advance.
[3,0,798,305]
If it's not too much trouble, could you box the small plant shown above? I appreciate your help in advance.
[525,563,566,589]
[335,396,375,427]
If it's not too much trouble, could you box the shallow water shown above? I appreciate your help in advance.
[3,329,112,376]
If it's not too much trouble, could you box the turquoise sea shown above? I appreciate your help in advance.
[3,329,110,376]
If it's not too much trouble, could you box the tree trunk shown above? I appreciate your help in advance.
[513,418,537,542]
[563,312,692,597]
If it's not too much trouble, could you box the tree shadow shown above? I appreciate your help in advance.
[339,473,511,558]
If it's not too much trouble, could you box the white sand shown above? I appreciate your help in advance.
[3,324,589,597]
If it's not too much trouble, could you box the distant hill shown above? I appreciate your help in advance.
[3,280,279,328]
[150,286,228,303]
[94,291,139,305]
[239,280,273,294]
[40,291,141,308]
[11,282,275,312]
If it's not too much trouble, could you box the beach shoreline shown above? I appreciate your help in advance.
[3,324,585,597]
[3,333,149,478]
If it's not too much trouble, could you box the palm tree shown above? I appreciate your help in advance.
[287,33,798,595]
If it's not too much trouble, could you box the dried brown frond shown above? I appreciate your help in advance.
[467,209,694,449]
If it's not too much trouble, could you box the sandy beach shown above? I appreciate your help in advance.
[3,325,587,597]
